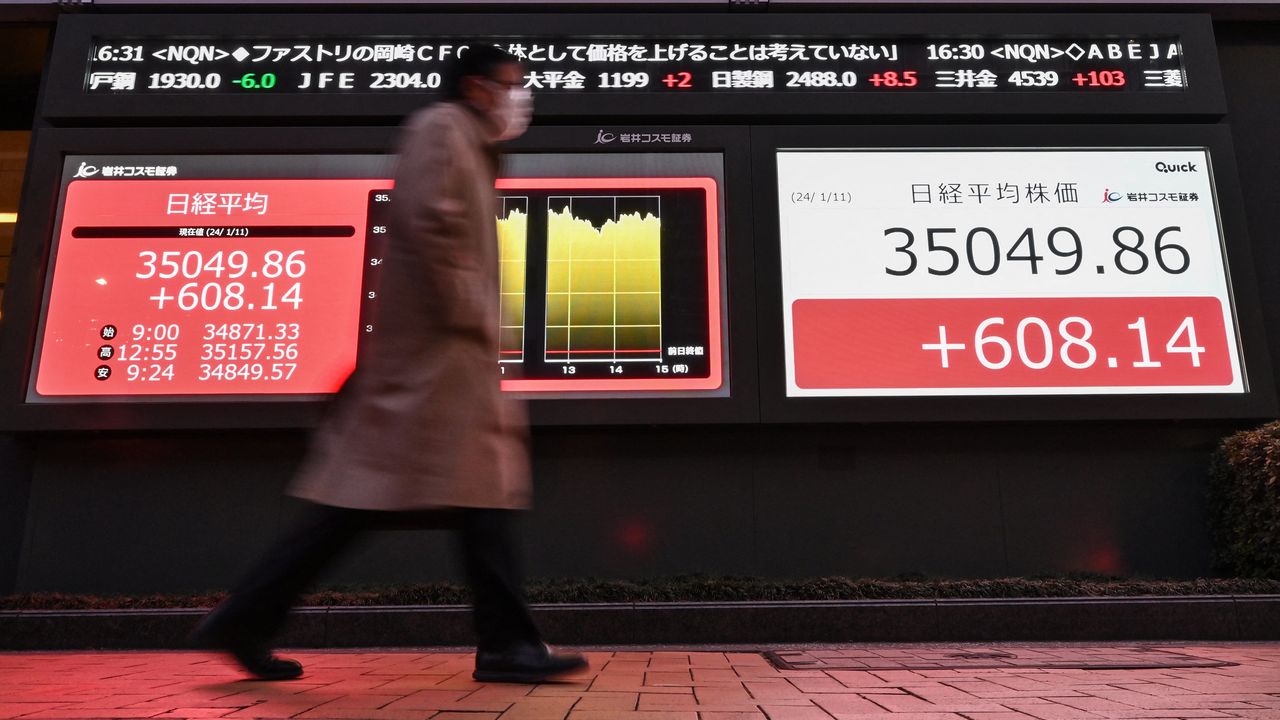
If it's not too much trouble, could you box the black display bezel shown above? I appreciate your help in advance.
[0,125,758,430]
[41,12,1226,122]
[750,123,1276,423]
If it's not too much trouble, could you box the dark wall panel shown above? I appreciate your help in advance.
[1219,22,1280,393]
[17,434,303,594]
[995,425,1221,578]
[523,427,758,580]
[0,435,33,595]
[11,422,1236,593]
[752,427,1007,579]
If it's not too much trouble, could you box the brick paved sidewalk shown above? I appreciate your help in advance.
[0,644,1277,720]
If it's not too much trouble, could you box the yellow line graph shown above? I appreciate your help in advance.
[497,202,528,362]
[545,199,662,363]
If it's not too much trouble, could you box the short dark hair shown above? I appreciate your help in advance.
[443,44,520,100]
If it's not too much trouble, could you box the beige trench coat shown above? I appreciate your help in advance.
[290,102,531,511]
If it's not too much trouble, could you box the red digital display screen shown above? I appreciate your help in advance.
[35,178,378,397]
[792,297,1233,391]
[29,154,727,401]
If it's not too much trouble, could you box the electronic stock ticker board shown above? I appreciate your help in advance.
[40,13,1227,118]
[0,12,1271,428]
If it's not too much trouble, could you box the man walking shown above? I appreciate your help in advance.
[193,45,586,684]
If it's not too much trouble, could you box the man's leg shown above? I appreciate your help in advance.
[458,508,587,682]
[193,503,370,678]
[456,508,542,653]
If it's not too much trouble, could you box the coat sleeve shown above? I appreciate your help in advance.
[392,111,487,334]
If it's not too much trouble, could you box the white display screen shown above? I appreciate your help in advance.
[777,148,1244,397]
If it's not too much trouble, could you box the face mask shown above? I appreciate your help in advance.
[489,84,533,141]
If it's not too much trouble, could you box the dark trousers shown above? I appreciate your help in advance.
[221,504,542,653]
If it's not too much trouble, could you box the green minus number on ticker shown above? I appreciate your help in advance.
[233,73,278,90]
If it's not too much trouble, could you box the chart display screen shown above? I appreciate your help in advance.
[29,153,726,401]
[486,177,720,391]
[776,148,1244,397]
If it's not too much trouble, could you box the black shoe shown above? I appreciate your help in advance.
[473,643,588,683]
[190,606,304,681]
